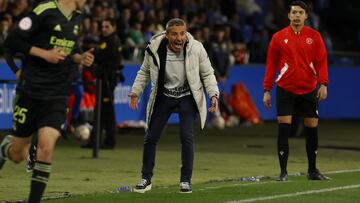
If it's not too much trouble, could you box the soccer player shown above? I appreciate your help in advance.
[3,49,38,173]
[0,1,94,203]
[263,1,330,181]
[129,18,219,193]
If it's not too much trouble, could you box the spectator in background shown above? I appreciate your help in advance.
[155,9,166,33]
[83,18,123,149]
[204,24,236,127]
[8,0,30,22]
[143,23,156,43]
[305,1,320,30]
[227,14,244,43]
[236,0,262,17]
[117,7,131,42]
[0,14,10,55]
[263,1,330,182]
[201,26,211,45]
[249,26,269,63]
[83,18,100,50]
[264,0,289,34]
[124,21,145,62]
[0,0,8,13]
[189,26,202,42]
[205,24,232,84]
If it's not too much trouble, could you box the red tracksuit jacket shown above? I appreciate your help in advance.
[264,26,328,94]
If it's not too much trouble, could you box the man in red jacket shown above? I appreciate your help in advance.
[263,1,330,181]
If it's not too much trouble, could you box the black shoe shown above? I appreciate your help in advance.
[179,182,192,193]
[277,171,288,181]
[308,169,331,180]
[26,144,37,173]
[133,179,152,193]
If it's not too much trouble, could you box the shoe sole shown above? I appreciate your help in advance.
[133,184,152,193]
[26,169,33,173]
[277,175,288,181]
[277,178,288,181]
[179,190,192,193]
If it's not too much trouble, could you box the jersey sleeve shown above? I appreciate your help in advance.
[71,42,83,55]
[264,34,280,91]
[4,12,41,55]
[4,48,21,74]
[314,32,328,85]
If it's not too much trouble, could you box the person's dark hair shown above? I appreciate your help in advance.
[165,18,186,32]
[289,1,308,13]
[103,18,116,27]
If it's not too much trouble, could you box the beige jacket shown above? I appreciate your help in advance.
[130,31,219,129]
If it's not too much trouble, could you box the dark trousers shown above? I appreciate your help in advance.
[142,95,198,182]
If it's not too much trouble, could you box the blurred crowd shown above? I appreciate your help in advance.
[0,0,359,65]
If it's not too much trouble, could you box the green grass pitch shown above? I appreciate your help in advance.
[1,120,359,202]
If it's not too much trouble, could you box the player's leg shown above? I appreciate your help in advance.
[276,87,294,181]
[178,95,197,193]
[26,134,38,172]
[1,94,36,169]
[304,117,319,172]
[27,98,66,202]
[0,135,12,168]
[28,126,60,203]
[134,95,174,193]
[302,90,330,180]
[0,135,32,169]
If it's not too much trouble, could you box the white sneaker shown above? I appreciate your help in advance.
[133,179,152,193]
[179,182,192,193]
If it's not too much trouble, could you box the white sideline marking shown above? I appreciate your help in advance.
[196,168,360,192]
[325,168,360,174]
[151,168,360,194]
[197,181,291,191]
[226,184,360,203]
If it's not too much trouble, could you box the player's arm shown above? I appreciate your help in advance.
[30,46,65,64]
[264,35,279,92]
[263,35,280,108]
[72,48,94,67]
[70,39,94,67]
[314,33,329,101]
[4,48,21,79]
[5,13,65,64]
